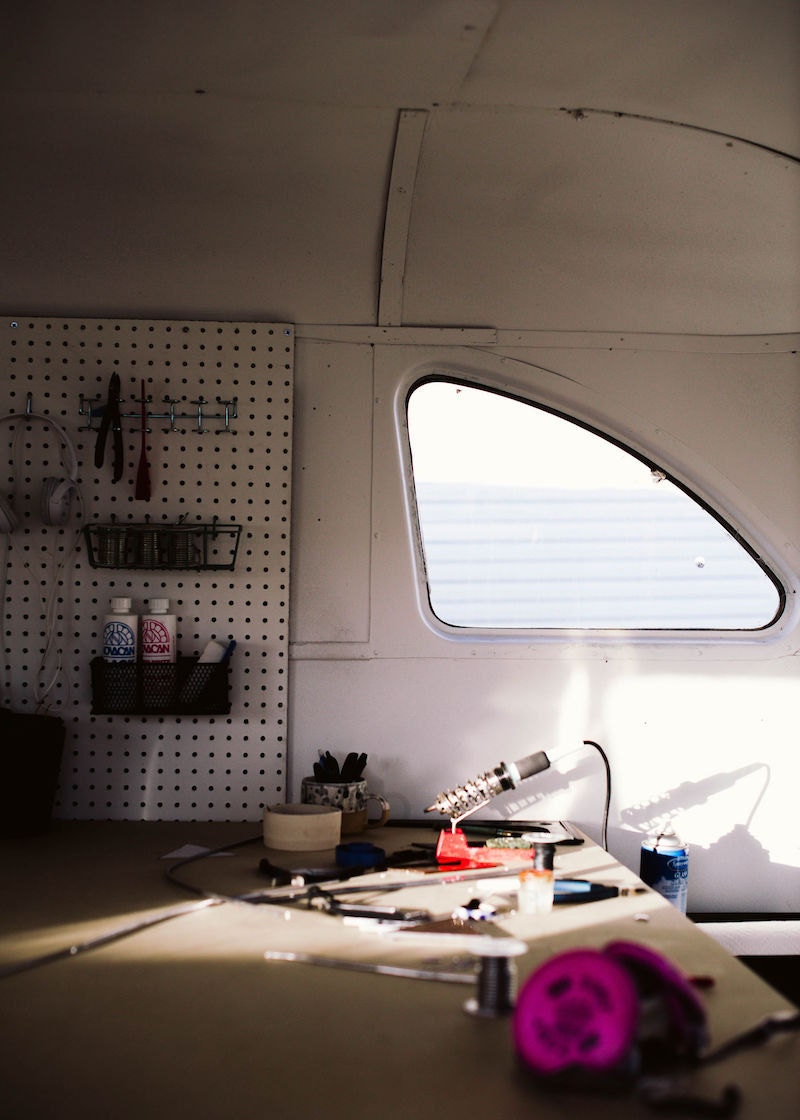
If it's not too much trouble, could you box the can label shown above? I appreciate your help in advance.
[640,841,689,913]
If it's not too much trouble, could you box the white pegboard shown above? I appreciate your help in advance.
[0,316,293,821]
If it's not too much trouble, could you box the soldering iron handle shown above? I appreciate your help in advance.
[508,751,551,783]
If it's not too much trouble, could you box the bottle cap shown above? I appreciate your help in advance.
[148,598,170,613]
[110,597,132,611]
[533,842,555,871]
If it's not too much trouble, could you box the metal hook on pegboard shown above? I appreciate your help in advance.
[78,392,238,435]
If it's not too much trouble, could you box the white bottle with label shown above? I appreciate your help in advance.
[141,598,177,662]
[102,597,138,663]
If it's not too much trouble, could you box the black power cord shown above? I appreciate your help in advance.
[163,832,263,897]
[583,739,611,851]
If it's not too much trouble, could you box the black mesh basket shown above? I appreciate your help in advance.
[91,656,230,715]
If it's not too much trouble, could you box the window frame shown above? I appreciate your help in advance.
[403,373,787,639]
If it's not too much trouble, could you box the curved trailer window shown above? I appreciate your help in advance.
[406,379,783,631]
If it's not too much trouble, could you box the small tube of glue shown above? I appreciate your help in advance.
[517,843,555,915]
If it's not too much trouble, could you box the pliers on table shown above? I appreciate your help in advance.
[94,372,124,482]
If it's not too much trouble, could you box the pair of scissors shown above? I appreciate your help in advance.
[94,373,124,482]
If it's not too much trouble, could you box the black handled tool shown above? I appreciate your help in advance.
[134,379,151,500]
[313,751,368,781]
[341,752,368,780]
[94,373,124,483]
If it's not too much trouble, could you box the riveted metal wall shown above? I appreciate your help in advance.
[0,316,293,821]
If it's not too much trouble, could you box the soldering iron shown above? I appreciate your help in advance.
[424,747,573,824]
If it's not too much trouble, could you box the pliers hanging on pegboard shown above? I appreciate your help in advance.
[93,372,124,482]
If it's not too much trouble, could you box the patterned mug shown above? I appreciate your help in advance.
[300,777,390,835]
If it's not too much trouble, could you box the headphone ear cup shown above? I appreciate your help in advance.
[604,941,708,1058]
[513,948,640,1080]
[0,494,18,534]
[41,476,76,527]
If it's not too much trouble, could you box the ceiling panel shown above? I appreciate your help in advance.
[0,0,496,104]
[1,2,797,331]
[403,107,800,333]
[1,95,396,322]
[460,0,800,157]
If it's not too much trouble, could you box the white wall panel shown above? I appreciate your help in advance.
[0,316,293,821]
[289,336,800,911]
[290,341,374,644]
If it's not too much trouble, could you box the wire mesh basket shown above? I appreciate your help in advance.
[90,657,231,715]
[84,522,241,571]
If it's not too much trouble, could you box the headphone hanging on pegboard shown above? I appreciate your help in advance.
[0,412,80,533]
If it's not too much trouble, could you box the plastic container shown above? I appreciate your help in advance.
[141,598,177,662]
[518,842,555,914]
[102,597,138,663]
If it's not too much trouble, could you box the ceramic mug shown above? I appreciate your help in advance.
[300,777,390,835]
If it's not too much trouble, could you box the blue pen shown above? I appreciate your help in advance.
[554,880,620,904]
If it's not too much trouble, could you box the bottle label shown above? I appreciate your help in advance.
[142,617,174,661]
[103,620,137,662]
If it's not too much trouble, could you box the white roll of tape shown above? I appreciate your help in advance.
[263,803,342,851]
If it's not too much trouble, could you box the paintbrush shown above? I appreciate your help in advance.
[134,378,151,501]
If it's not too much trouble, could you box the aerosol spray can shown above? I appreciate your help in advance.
[640,825,689,913]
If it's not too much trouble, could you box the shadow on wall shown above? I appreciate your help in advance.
[614,765,800,911]
[618,764,769,833]
[501,758,799,910]
[609,821,799,908]
[693,823,798,907]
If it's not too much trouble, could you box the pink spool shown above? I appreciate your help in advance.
[512,948,639,1075]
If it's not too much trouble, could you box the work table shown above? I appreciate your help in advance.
[1,821,797,1119]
